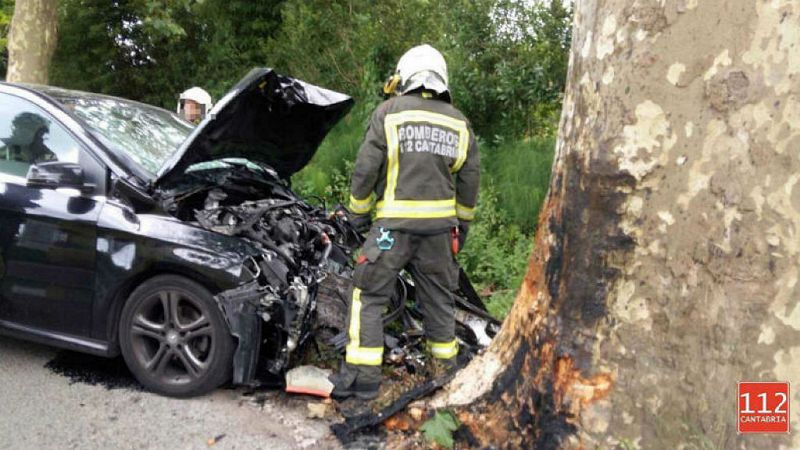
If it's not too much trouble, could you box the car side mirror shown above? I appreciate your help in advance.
[26,161,95,193]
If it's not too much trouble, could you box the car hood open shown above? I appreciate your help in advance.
[154,68,354,186]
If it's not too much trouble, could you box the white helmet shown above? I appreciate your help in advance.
[394,44,449,96]
[177,87,213,115]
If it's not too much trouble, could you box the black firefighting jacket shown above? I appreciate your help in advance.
[348,93,480,232]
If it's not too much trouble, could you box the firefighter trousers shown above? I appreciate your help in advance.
[345,227,458,382]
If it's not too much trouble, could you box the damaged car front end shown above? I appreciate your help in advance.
[161,161,364,383]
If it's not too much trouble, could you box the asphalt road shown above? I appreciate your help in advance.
[0,335,343,450]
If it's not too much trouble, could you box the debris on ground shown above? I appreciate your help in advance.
[330,363,461,444]
[285,365,334,398]
[408,407,425,422]
[306,401,334,419]
[206,434,226,447]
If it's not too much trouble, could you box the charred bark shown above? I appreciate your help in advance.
[433,0,800,448]
[6,0,58,84]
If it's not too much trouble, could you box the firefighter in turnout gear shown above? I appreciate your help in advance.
[330,44,480,400]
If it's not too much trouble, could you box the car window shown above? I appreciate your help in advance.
[46,91,193,175]
[0,93,83,178]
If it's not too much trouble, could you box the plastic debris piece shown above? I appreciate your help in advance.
[307,402,331,419]
[285,365,334,398]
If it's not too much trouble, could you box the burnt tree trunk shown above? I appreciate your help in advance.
[432,0,800,448]
[6,0,58,84]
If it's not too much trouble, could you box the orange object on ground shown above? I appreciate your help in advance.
[285,386,331,398]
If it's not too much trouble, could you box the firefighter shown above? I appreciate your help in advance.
[177,87,213,124]
[330,44,480,400]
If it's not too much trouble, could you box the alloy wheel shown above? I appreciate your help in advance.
[129,289,216,385]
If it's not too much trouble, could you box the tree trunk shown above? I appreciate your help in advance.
[6,0,58,84]
[433,0,800,448]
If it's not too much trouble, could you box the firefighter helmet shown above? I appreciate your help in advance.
[394,44,449,96]
[177,87,213,118]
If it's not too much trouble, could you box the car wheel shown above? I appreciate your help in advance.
[119,275,234,397]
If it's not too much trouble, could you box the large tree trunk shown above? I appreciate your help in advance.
[433,0,800,448]
[5,0,58,83]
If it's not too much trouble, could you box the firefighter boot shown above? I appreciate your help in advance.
[329,362,381,400]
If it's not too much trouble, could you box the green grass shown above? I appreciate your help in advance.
[484,136,555,234]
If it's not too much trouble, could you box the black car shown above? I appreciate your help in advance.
[0,69,360,397]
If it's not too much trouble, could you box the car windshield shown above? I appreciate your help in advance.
[40,87,193,175]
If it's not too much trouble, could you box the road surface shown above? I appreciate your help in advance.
[0,335,344,450]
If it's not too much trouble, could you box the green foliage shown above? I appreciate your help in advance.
[420,410,460,449]
[50,0,285,107]
[457,177,533,319]
[49,0,571,134]
[444,0,571,138]
[0,0,13,78]
[484,136,555,233]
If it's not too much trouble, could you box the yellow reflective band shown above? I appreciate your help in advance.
[349,194,375,214]
[450,129,470,174]
[345,345,383,366]
[427,339,458,359]
[384,118,401,202]
[348,288,362,349]
[382,111,470,202]
[376,199,456,219]
[456,203,476,221]
[345,288,384,366]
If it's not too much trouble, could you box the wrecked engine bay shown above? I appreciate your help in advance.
[158,161,500,386]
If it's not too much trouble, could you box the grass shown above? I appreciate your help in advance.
[483,136,555,234]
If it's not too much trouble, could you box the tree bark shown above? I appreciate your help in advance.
[432,0,800,448]
[6,0,58,84]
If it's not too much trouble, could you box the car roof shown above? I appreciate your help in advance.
[0,82,181,118]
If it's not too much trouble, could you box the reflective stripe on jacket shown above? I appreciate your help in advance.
[349,94,480,232]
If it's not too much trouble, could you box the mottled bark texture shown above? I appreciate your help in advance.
[431,0,800,448]
[6,0,58,84]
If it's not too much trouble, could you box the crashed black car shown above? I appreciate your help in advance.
[0,69,497,397]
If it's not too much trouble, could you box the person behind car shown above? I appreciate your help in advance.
[329,44,480,400]
[177,87,213,124]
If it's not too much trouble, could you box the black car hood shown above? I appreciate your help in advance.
[155,68,354,186]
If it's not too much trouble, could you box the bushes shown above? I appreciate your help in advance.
[456,178,533,319]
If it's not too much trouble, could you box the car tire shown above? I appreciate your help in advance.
[119,275,234,397]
